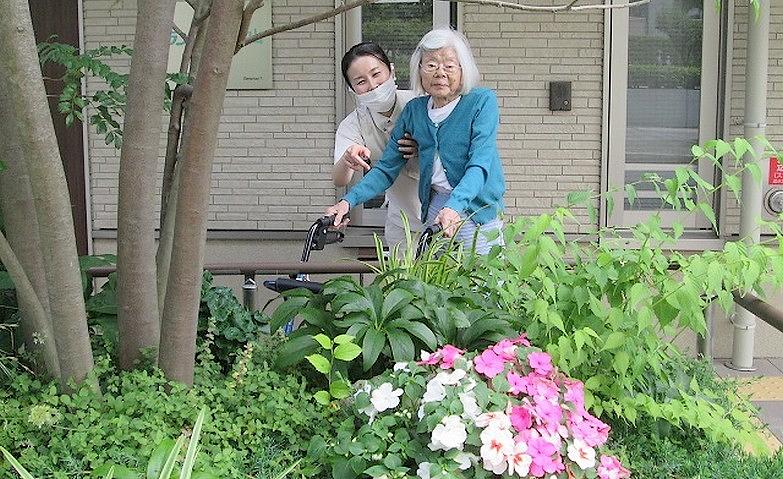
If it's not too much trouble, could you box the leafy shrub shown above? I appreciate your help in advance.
[0,341,342,478]
[199,271,270,369]
[468,139,783,451]
[628,64,701,89]
[270,274,516,377]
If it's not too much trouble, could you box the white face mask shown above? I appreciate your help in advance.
[354,71,398,113]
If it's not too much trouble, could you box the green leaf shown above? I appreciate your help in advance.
[387,329,415,362]
[274,335,318,369]
[333,334,355,345]
[158,435,185,479]
[1,447,35,479]
[725,174,742,202]
[697,202,717,231]
[381,288,413,319]
[362,328,386,371]
[305,354,331,374]
[329,380,352,399]
[333,342,362,362]
[613,350,631,376]
[312,333,332,350]
[625,184,637,206]
[181,408,206,479]
[387,319,437,350]
[603,332,626,351]
[147,438,176,479]
[270,297,308,332]
[566,189,591,206]
[314,391,331,405]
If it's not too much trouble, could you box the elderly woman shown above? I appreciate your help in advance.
[326,29,505,254]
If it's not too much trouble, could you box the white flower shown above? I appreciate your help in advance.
[567,438,596,470]
[420,350,434,361]
[454,452,476,470]
[475,411,512,430]
[435,368,466,385]
[418,404,426,420]
[479,426,514,473]
[394,362,410,372]
[459,392,481,420]
[355,384,377,421]
[463,376,477,392]
[507,441,532,477]
[429,415,468,451]
[416,462,432,479]
[422,378,446,403]
[370,382,403,413]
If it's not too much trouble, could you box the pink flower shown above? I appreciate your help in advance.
[568,411,610,447]
[492,339,518,360]
[528,352,554,377]
[418,350,441,366]
[475,349,506,378]
[512,333,531,346]
[507,371,529,395]
[440,345,464,369]
[526,376,559,401]
[527,437,563,477]
[597,455,630,479]
[532,398,563,431]
[510,405,533,431]
[564,379,586,413]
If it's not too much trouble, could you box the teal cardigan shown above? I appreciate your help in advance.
[343,87,505,225]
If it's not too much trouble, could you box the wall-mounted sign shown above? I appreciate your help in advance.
[168,0,273,90]
[769,157,783,186]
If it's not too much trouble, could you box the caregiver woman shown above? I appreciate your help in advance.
[333,42,423,249]
[326,29,505,254]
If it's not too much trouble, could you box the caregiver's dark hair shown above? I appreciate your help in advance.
[341,41,392,90]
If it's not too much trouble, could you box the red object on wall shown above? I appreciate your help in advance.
[770,157,783,185]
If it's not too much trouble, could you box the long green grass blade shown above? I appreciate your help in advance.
[180,407,206,479]
[272,458,302,479]
[158,435,185,479]
[1,447,36,479]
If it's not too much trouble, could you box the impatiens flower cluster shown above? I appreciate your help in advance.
[342,338,629,479]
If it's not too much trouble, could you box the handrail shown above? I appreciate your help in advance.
[732,291,783,336]
[86,261,377,278]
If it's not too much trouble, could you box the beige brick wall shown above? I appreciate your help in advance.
[724,2,783,235]
[462,2,604,231]
[83,0,337,231]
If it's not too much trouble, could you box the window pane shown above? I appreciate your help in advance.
[362,0,433,89]
[625,0,703,210]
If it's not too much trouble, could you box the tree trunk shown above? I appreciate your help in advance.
[116,0,177,369]
[0,0,94,390]
[0,93,59,378]
[159,0,243,386]
[0,232,60,378]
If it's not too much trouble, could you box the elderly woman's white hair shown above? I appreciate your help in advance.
[409,28,480,97]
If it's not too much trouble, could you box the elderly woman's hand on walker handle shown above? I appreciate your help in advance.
[434,207,461,238]
[326,200,351,228]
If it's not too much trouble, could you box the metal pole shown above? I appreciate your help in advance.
[697,301,716,360]
[242,274,257,311]
[729,2,770,371]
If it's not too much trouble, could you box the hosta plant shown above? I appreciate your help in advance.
[312,337,629,479]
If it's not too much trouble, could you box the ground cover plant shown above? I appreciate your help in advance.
[0,333,343,478]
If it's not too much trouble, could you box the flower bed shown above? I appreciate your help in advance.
[316,336,630,479]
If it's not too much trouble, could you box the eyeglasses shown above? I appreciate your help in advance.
[419,61,461,75]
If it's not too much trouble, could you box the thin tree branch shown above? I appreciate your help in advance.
[236,0,265,53]
[172,23,188,43]
[437,0,649,12]
[160,83,193,232]
[239,0,377,50]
